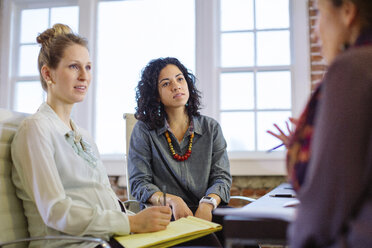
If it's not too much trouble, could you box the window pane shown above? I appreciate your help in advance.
[221,112,255,151]
[96,0,195,154]
[220,72,254,110]
[257,111,291,151]
[221,0,254,31]
[257,30,290,66]
[20,8,49,44]
[256,0,289,29]
[51,6,79,33]
[257,71,291,109]
[221,32,254,67]
[19,45,40,76]
[14,81,45,114]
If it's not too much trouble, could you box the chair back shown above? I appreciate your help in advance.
[0,109,29,245]
[123,113,137,200]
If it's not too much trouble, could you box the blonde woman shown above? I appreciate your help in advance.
[11,24,171,248]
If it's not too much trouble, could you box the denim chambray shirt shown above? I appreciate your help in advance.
[128,115,232,207]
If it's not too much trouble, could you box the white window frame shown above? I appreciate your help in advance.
[0,0,310,176]
[196,0,310,175]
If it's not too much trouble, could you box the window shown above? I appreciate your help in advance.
[0,0,309,175]
[11,3,79,114]
[96,0,195,155]
[219,0,291,152]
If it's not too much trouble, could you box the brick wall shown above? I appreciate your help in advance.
[309,0,327,89]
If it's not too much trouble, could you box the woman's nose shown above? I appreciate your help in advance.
[78,68,89,81]
[172,81,181,91]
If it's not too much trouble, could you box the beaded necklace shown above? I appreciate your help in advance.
[165,131,194,161]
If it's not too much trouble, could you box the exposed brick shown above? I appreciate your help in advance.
[311,64,327,72]
[309,9,318,17]
[230,187,241,197]
[228,199,245,208]
[311,73,325,82]
[311,46,321,53]
[242,188,255,198]
[254,189,270,197]
[308,0,326,86]
[108,176,117,186]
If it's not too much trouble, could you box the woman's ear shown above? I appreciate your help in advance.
[341,0,358,27]
[41,65,52,82]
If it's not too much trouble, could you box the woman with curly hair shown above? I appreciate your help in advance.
[128,57,232,224]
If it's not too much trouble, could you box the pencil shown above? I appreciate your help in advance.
[162,185,166,206]
[266,143,284,153]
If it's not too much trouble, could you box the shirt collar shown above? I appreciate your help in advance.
[156,115,203,136]
[37,102,75,137]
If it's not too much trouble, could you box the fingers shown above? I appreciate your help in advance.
[289,117,299,125]
[285,121,291,133]
[273,123,286,136]
[267,130,282,140]
[173,209,193,220]
[156,205,172,215]
[172,205,193,220]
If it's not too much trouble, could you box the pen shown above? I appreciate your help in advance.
[162,185,166,206]
[270,194,296,198]
[266,143,284,153]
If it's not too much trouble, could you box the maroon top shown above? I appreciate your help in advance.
[289,31,372,247]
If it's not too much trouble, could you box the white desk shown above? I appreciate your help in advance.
[214,183,297,247]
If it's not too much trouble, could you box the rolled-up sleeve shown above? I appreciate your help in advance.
[205,122,232,204]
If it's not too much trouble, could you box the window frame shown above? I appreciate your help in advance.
[0,0,310,176]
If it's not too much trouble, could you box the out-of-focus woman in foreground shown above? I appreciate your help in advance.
[289,0,372,247]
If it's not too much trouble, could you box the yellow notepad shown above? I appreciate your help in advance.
[114,216,222,248]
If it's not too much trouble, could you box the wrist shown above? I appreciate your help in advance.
[128,215,138,233]
[199,196,217,210]
[199,202,214,211]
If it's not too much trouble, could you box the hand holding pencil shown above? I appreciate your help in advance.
[266,118,298,152]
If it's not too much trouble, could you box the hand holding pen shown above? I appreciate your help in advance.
[266,117,298,152]
[162,185,166,206]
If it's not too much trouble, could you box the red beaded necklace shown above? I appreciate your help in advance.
[165,131,194,161]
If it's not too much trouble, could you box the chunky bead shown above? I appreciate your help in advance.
[165,130,194,162]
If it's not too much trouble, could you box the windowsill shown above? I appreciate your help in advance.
[102,151,287,177]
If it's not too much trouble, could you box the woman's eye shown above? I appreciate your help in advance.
[85,65,92,71]
[69,64,79,70]
[177,77,184,82]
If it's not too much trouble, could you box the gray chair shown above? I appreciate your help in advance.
[123,113,255,209]
[0,108,110,248]
[122,113,142,213]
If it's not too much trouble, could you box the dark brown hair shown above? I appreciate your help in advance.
[330,0,372,30]
[135,57,201,130]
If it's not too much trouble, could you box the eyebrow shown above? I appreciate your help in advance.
[158,73,183,84]
[68,59,92,65]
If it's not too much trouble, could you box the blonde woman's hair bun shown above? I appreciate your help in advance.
[36,23,73,46]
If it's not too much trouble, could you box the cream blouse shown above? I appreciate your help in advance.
[11,103,129,248]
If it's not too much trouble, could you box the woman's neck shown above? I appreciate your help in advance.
[47,99,73,129]
[166,107,189,142]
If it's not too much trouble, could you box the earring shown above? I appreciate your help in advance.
[340,42,350,52]
[47,80,52,85]
[185,102,189,107]
[158,104,161,117]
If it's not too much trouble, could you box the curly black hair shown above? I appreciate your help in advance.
[135,57,201,130]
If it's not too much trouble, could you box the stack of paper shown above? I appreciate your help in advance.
[115,216,222,248]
